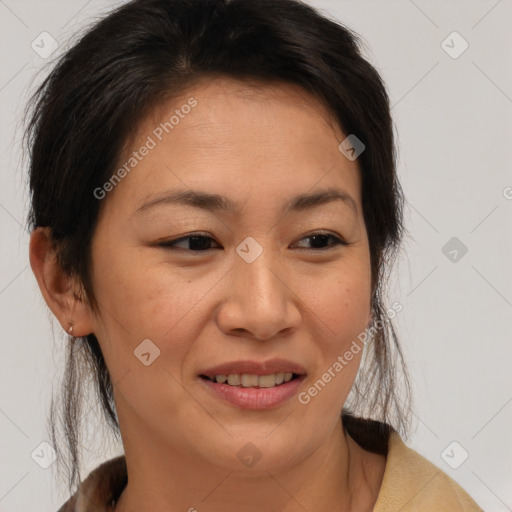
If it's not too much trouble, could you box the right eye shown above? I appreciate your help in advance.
[157,233,222,252]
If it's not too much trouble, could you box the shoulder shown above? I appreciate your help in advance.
[374,432,483,511]
[56,455,127,512]
[343,414,483,512]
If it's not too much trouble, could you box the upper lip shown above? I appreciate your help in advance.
[199,358,306,378]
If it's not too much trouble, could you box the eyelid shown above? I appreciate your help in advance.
[290,230,348,249]
[156,230,347,251]
[157,232,222,250]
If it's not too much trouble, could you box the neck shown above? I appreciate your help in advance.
[114,411,385,512]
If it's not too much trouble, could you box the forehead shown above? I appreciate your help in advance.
[150,76,343,135]
[108,77,362,214]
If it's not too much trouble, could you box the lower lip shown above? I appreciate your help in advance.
[199,376,306,409]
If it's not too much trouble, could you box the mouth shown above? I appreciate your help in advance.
[198,371,306,410]
[197,358,307,409]
[199,372,303,389]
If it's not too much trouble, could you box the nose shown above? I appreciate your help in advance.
[216,250,302,340]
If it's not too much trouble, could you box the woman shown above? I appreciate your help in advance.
[26,0,482,510]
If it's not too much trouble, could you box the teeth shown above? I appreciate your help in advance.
[241,374,259,387]
[227,374,241,386]
[208,372,296,388]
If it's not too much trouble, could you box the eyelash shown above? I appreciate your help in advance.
[157,231,348,252]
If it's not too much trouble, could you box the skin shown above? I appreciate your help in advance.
[30,78,386,512]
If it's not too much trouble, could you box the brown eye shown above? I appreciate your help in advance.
[292,232,347,250]
[159,234,222,251]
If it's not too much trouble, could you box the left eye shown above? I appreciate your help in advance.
[292,233,347,250]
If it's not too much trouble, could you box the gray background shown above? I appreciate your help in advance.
[1,0,511,510]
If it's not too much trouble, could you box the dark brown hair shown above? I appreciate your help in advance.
[24,0,411,494]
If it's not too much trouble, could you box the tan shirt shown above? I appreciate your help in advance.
[57,419,483,512]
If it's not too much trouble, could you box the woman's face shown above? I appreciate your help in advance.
[88,78,372,470]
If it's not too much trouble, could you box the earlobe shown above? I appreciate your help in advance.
[29,227,94,337]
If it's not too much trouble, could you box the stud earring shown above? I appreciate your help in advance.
[68,322,74,334]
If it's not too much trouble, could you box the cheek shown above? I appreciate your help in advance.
[91,242,205,333]
[304,261,371,347]
[312,282,370,386]
[89,248,181,359]
[89,260,213,423]
[297,258,371,405]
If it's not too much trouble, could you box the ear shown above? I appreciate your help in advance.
[29,227,94,337]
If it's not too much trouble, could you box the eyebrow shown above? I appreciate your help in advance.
[134,187,358,216]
